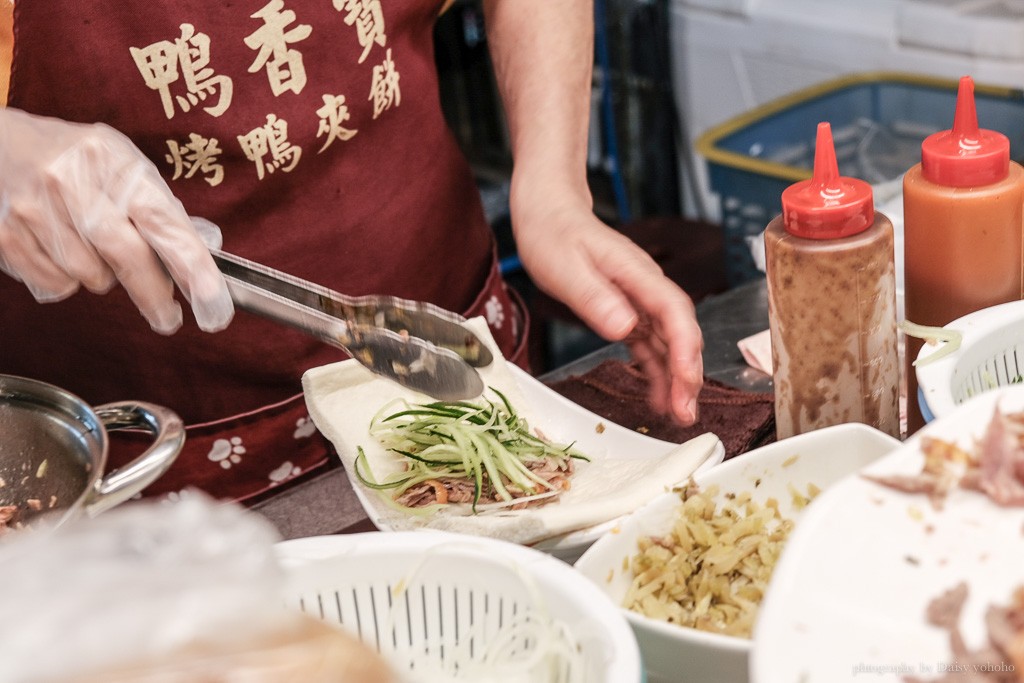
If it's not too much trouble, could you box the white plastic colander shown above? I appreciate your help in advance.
[914,300,1024,421]
[273,531,642,683]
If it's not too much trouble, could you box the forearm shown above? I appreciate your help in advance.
[482,0,701,422]
[1,0,13,105]
[482,0,594,212]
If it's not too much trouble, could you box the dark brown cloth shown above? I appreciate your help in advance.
[546,359,776,460]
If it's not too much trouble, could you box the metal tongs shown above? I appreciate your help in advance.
[212,249,493,400]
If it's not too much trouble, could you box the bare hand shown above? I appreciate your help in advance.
[514,201,704,425]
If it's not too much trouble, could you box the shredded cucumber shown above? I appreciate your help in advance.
[355,389,589,511]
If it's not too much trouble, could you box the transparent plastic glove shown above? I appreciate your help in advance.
[190,215,224,250]
[0,107,233,333]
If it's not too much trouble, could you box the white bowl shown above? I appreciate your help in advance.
[573,423,902,683]
[275,530,643,682]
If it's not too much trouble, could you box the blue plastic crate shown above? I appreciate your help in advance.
[696,72,1024,287]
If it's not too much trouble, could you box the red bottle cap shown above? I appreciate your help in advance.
[781,122,874,239]
[921,75,1009,187]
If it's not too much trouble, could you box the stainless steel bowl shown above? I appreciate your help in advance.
[0,374,184,529]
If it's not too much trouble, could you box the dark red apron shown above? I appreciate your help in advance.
[4,1,528,502]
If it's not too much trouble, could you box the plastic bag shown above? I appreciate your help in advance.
[0,491,395,683]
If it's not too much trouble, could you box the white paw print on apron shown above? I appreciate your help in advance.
[269,461,302,484]
[485,294,505,329]
[208,436,246,469]
[293,416,317,439]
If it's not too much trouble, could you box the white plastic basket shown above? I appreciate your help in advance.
[914,300,1024,421]
[274,531,642,683]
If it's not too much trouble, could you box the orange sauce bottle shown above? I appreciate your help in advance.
[903,76,1024,434]
[765,122,900,440]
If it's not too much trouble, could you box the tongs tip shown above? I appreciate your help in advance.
[462,335,494,368]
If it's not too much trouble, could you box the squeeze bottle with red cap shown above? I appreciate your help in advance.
[764,121,900,440]
[903,75,1024,435]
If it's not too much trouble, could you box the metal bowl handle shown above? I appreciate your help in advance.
[86,402,186,516]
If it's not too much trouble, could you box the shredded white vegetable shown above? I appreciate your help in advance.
[900,320,963,367]
[384,544,592,683]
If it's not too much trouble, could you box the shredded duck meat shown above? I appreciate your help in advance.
[394,457,575,509]
[0,505,17,532]
[866,405,1024,509]
[970,409,1024,506]
[904,583,1024,683]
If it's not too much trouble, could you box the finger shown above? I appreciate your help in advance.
[83,192,183,334]
[577,239,691,342]
[121,168,234,332]
[616,269,702,364]
[0,210,80,301]
[671,370,703,426]
[627,334,672,416]
[616,275,703,424]
[664,316,703,425]
[627,318,669,359]
[545,257,640,341]
[40,135,121,293]
[667,321,704,425]
[189,216,223,250]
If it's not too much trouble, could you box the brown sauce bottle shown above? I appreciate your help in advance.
[765,122,900,440]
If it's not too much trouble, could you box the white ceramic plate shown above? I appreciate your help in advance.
[751,386,1024,683]
[574,422,902,683]
[301,318,723,558]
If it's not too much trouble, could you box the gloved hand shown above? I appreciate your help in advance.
[0,107,233,333]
